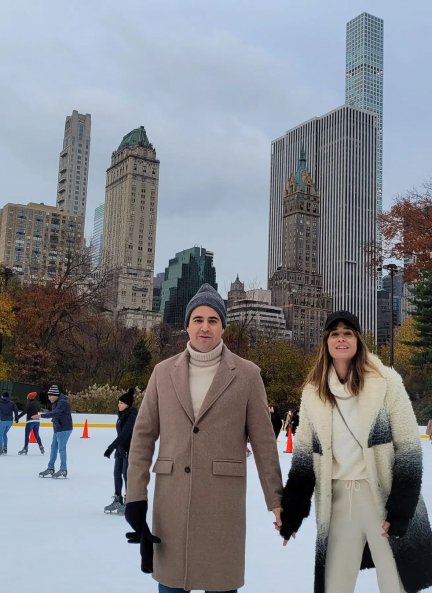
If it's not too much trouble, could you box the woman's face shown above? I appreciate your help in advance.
[327,322,358,363]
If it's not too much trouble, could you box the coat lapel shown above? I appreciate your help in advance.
[195,347,236,422]
[170,351,195,423]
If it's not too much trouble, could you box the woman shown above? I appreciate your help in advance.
[279,310,432,593]
[103,388,137,514]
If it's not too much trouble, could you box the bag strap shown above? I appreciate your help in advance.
[334,399,363,450]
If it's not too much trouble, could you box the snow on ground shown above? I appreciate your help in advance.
[1,415,431,593]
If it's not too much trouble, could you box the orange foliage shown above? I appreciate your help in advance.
[379,182,432,281]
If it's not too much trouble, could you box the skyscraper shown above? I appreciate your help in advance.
[160,247,217,326]
[91,203,104,267]
[268,105,377,335]
[269,152,331,350]
[346,13,384,257]
[56,110,91,219]
[102,126,159,327]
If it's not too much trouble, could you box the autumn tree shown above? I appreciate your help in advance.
[379,180,432,281]
[0,292,16,378]
[9,250,108,387]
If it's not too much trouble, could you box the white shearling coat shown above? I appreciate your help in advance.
[281,357,432,593]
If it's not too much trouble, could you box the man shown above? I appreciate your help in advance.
[125,284,283,593]
[0,392,19,455]
[39,385,73,478]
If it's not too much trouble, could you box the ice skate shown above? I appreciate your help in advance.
[104,495,123,514]
[3,448,6,455]
[117,502,126,515]
[0,448,4,456]
[52,469,67,479]
[40,446,45,454]
[18,447,28,455]
[39,468,54,478]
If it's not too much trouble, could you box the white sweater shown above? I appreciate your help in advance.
[186,340,223,419]
[329,367,368,480]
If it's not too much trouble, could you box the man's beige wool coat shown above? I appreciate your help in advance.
[127,345,283,591]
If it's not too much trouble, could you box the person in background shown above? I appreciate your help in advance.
[38,385,73,478]
[125,284,283,593]
[426,418,432,444]
[104,388,137,514]
[278,310,432,593]
[0,392,19,455]
[269,405,283,440]
[290,409,299,435]
[17,392,44,455]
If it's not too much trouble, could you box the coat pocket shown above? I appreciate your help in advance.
[152,457,174,474]
[213,460,246,477]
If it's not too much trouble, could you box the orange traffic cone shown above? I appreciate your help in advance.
[80,419,90,439]
[284,427,293,453]
[29,429,37,443]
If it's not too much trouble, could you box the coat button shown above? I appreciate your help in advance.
[193,427,199,433]
[185,466,191,473]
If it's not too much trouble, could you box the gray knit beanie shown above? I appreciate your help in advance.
[184,284,227,328]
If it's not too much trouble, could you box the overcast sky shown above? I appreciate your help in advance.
[1,0,431,296]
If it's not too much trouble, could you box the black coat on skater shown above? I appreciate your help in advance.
[106,403,138,458]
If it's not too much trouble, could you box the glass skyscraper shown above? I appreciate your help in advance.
[346,13,383,247]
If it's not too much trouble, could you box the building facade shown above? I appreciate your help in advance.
[91,203,104,267]
[227,286,291,341]
[0,202,83,282]
[56,110,91,218]
[346,13,383,239]
[160,247,217,326]
[268,105,378,336]
[269,152,331,350]
[227,275,246,306]
[102,127,159,325]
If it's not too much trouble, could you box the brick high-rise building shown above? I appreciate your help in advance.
[0,202,83,282]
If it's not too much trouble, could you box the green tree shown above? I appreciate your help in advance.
[248,339,312,411]
[409,272,432,366]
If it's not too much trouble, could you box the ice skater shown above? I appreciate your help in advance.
[0,392,19,455]
[39,385,73,478]
[104,388,137,514]
[17,392,44,455]
[278,310,432,593]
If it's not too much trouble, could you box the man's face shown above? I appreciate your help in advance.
[48,395,59,404]
[187,305,224,353]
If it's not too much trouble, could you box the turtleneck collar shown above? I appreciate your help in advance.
[187,340,224,364]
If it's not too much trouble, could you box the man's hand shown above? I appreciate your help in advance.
[272,507,282,530]
[104,448,113,459]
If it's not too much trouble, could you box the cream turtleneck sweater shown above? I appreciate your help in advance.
[186,340,223,419]
[329,366,368,480]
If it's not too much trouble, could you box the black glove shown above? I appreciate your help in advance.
[279,509,297,541]
[386,513,410,538]
[104,448,113,458]
[125,500,161,573]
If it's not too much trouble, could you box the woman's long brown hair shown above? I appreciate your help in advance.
[304,323,382,405]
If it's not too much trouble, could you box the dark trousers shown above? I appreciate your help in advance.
[24,422,42,448]
[114,455,128,496]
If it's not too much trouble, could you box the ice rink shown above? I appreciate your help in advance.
[1,415,431,593]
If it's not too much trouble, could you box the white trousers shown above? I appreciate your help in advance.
[325,479,405,593]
